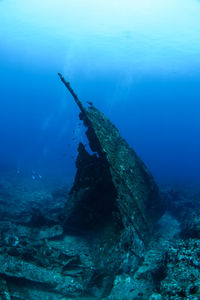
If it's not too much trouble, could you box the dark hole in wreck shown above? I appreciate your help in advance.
[63,141,123,235]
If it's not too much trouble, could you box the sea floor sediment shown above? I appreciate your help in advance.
[0,171,199,299]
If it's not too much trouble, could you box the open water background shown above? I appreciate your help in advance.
[0,0,200,186]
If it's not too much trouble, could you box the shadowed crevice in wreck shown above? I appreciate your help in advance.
[63,142,121,233]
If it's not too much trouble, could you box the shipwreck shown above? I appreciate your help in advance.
[58,73,165,297]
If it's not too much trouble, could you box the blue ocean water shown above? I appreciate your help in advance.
[0,0,200,186]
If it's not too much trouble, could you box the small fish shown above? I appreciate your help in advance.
[86,101,93,106]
